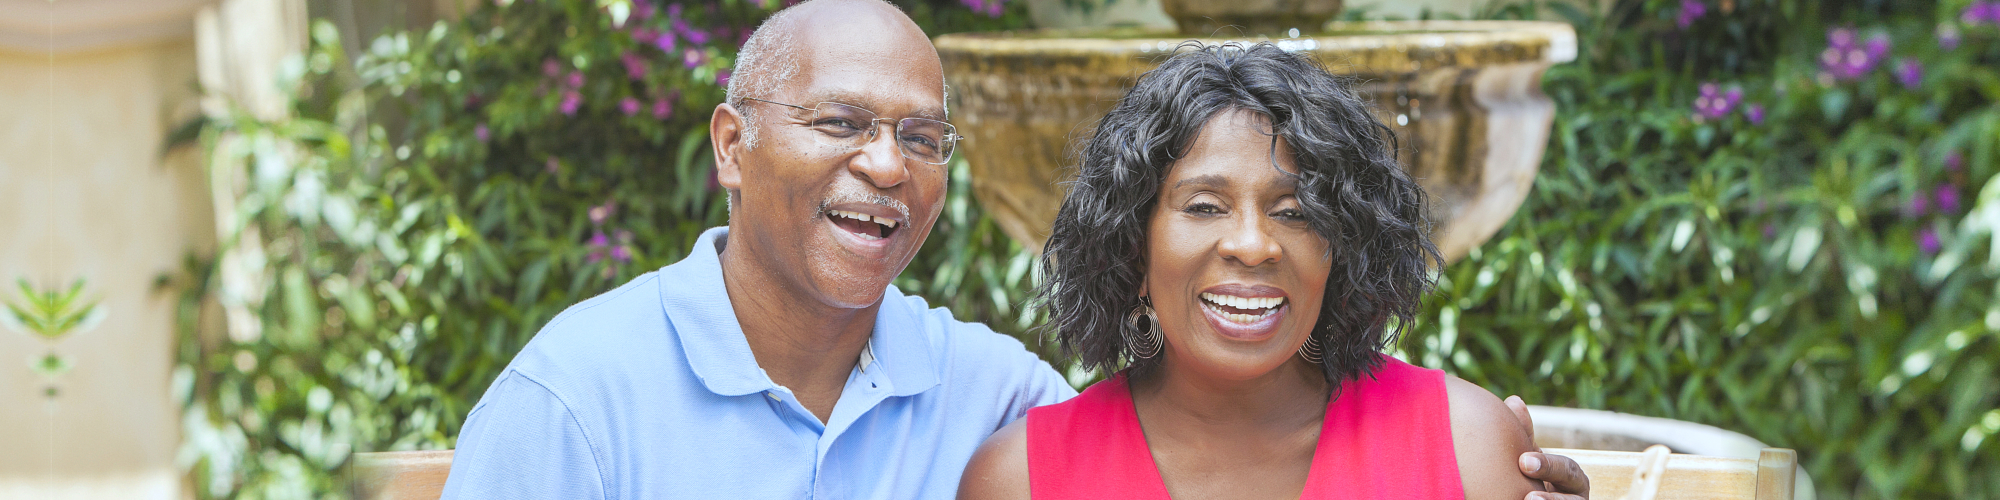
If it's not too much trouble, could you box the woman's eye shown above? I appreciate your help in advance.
[1273,208,1305,220]
[1183,203,1223,215]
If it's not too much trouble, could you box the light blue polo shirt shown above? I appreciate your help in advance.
[440,227,1075,499]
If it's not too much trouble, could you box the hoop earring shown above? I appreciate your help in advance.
[1124,303,1163,360]
[1297,333,1325,364]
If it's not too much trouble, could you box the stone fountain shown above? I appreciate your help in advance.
[935,1,1576,263]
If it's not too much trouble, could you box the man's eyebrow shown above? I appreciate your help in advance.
[808,90,947,121]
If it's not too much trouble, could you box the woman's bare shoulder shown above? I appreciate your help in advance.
[1443,376,1543,500]
[957,417,1032,500]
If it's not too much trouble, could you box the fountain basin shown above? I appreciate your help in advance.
[936,21,1577,262]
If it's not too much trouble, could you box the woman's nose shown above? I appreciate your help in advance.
[1217,214,1283,267]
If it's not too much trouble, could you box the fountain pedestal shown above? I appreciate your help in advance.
[936,21,1577,263]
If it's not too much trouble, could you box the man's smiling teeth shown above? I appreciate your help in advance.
[1199,292,1285,324]
[828,209,899,229]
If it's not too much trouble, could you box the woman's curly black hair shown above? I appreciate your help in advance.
[1034,42,1442,385]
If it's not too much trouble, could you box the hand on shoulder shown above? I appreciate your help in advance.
[1444,376,1546,500]
[957,418,1031,500]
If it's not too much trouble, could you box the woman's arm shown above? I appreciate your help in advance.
[957,418,1032,500]
[1445,377,1546,499]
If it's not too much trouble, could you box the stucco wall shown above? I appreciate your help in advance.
[0,38,209,499]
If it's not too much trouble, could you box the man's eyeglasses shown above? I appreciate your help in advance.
[740,97,962,165]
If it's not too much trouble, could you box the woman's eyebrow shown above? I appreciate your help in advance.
[1173,174,1230,190]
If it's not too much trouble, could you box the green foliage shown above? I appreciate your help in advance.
[1402,1,2000,498]
[172,1,1029,498]
[3,278,106,342]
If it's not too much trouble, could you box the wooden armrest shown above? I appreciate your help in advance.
[350,450,454,500]
[1543,447,1796,500]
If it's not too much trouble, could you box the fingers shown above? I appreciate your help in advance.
[1506,395,1542,452]
[1520,452,1590,497]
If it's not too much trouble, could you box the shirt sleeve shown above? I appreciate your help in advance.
[440,371,608,500]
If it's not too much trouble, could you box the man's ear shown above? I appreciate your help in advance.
[712,102,746,191]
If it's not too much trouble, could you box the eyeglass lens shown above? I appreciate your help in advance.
[806,102,956,165]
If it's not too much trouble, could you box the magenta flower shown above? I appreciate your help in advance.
[621,51,648,81]
[542,58,562,78]
[475,123,490,142]
[652,98,673,120]
[1744,103,1766,125]
[1895,58,1923,89]
[620,96,643,116]
[1693,82,1741,120]
[560,90,582,115]
[683,48,707,69]
[654,31,677,54]
[1939,23,1962,50]
[1676,0,1707,29]
[1946,151,1964,172]
[716,70,732,87]
[1937,185,1961,213]
[634,2,656,20]
[565,70,585,89]
[1920,227,1942,254]
[587,231,612,263]
[1908,191,1930,217]
[632,28,660,45]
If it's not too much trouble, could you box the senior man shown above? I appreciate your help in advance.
[441,0,1589,498]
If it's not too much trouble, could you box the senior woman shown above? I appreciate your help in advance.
[959,43,1580,499]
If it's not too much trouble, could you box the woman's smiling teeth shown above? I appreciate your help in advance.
[828,209,898,240]
[1199,292,1285,324]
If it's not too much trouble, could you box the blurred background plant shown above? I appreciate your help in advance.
[3,279,106,400]
[170,0,1999,498]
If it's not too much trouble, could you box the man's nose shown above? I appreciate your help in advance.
[1217,214,1283,267]
[849,122,909,189]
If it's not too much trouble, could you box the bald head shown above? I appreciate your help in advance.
[726,0,945,149]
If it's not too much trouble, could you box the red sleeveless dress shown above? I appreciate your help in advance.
[1024,354,1463,499]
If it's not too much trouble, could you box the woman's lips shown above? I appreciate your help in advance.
[1198,291,1287,340]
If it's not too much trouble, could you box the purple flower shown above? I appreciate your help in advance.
[587,231,612,263]
[654,31,677,54]
[716,70,732,87]
[683,48,707,69]
[1676,0,1708,29]
[632,28,660,45]
[1920,227,1941,254]
[1963,1,2000,26]
[1946,151,1964,172]
[474,123,490,142]
[542,58,562,78]
[673,19,709,45]
[1937,185,1961,213]
[634,2,656,20]
[560,90,582,115]
[1821,28,1887,81]
[1908,191,1930,217]
[1896,58,1923,89]
[589,199,616,225]
[621,51,648,81]
[546,156,561,174]
[652,98,673,120]
[1745,103,1766,125]
[1693,82,1741,120]
[1939,23,1962,50]
[565,71,585,89]
[620,96,642,116]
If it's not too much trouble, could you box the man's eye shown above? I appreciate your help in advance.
[899,133,940,151]
[813,118,865,135]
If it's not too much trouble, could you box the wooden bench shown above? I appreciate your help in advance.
[350,447,1796,500]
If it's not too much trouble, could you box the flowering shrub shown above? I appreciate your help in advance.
[1423,0,2000,497]
[173,0,1025,497]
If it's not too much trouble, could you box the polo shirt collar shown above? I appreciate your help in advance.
[658,227,939,398]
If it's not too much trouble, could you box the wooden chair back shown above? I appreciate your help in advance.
[1543,447,1798,500]
[350,450,453,500]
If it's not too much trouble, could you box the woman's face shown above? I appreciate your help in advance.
[1144,109,1333,382]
